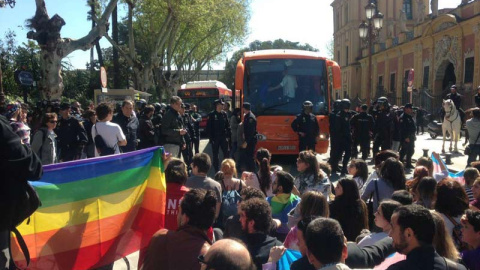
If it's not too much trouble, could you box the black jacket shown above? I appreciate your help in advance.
[112,113,139,152]
[241,232,282,270]
[291,112,320,143]
[386,245,466,270]
[399,113,416,141]
[55,116,88,149]
[206,110,231,141]
[335,110,352,141]
[290,256,315,270]
[243,112,257,145]
[161,108,185,146]
[446,93,462,110]
[350,112,375,140]
[345,237,395,269]
[138,115,155,149]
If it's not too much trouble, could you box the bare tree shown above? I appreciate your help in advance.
[26,0,118,99]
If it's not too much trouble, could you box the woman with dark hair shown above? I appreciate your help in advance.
[284,191,329,251]
[406,166,429,201]
[330,178,369,241]
[31,112,58,165]
[415,176,437,209]
[348,159,369,190]
[243,148,274,196]
[361,157,406,211]
[434,178,469,250]
[293,150,331,198]
[164,158,189,230]
[358,200,401,247]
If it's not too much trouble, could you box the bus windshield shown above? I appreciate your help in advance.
[244,58,328,116]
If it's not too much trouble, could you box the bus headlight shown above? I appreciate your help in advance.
[319,133,328,140]
[256,133,267,141]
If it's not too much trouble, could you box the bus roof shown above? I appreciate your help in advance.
[243,49,328,61]
[181,80,228,90]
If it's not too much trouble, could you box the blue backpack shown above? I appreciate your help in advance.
[219,182,243,226]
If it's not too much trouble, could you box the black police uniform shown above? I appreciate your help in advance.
[446,92,465,122]
[243,110,257,172]
[333,109,352,173]
[350,111,375,160]
[191,111,202,154]
[399,111,416,168]
[182,111,195,166]
[151,112,163,145]
[206,109,231,172]
[475,93,480,108]
[372,109,394,156]
[138,114,155,150]
[291,111,320,152]
[55,116,88,161]
[328,101,341,166]
[112,113,139,153]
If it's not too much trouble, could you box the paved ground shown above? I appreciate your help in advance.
[113,133,470,269]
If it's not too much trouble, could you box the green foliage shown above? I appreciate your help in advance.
[221,39,319,89]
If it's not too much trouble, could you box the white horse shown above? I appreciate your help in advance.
[442,99,461,153]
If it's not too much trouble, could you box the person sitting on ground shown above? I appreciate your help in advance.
[186,153,222,219]
[164,158,189,230]
[198,238,255,270]
[330,178,369,241]
[414,177,437,209]
[293,150,331,199]
[463,167,479,203]
[391,190,413,205]
[224,186,273,239]
[267,171,301,241]
[348,159,369,191]
[434,179,469,251]
[470,177,480,210]
[362,157,406,212]
[239,198,282,269]
[284,191,329,251]
[364,150,400,194]
[406,166,429,201]
[386,204,466,270]
[358,200,401,247]
[141,189,217,270]
[305,217,352,270]
[243,148,274,197]
[460,210,480,270]
[415,156,433,177]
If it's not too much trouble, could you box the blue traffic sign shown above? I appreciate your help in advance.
[17,71,34,86]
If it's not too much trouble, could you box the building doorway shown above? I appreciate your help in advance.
[433,60,456,113]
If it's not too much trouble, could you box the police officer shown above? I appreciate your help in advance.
[350,104,375,160]
[446,85,465,123]
[332,99,352,174]
[207,99,231,172]
[181,103,194,167]
[328,99,342,167]
[291,101,320,152]
[55,103,88,162]
[152,103,164,145]
[242,102,257,172]
[372,98,394,157]
[399,103,416,169]
[190,104,202,154]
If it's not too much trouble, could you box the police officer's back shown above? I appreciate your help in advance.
[291,101,320,152]
[206,99,231,171]
[399,103,416,168]
[242,102,257,172]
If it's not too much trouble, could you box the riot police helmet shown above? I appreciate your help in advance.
[302,100,313,109]
[333,99,342,111]
[136,99,147,110]
[341,99,351,110]
[154,103,162,113]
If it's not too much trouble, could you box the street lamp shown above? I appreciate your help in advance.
[359,1,383,106]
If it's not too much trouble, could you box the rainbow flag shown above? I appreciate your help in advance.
[431,153,465,185]
[11,147,166,269]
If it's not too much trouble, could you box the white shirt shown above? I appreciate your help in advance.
[92,121,126,157]
[280,74,297,98]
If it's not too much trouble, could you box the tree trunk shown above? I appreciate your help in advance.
[95,41,103,67]
[27,0,118,99]
[112,5,120,88]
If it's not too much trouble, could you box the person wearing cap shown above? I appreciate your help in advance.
[445,85,465,123]
[206,99,231,172]
[54,102,88,162]
[291,100,320,152]
[350,104,375,160]
[399,103,416,169]
[242,102,257,172]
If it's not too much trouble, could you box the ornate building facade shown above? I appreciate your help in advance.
[332,0,480,112]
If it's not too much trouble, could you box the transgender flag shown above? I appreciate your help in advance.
[431,153,465,185]
[12,147,166,269]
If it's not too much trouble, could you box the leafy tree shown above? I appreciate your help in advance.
[222,39,319,89]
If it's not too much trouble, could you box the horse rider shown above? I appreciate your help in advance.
[399,103,416,169]
[446,85,465,123]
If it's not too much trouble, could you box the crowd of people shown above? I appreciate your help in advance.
[2,88,480,270]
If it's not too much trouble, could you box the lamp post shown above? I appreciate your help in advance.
[359,1,383,106]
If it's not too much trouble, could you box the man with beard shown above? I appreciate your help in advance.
[387,205,466,270]
[239,198,282,269]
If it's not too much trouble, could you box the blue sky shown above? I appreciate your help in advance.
[0,0,455,69]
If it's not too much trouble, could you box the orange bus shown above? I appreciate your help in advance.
[178,80,235,133]
[235,49,341,155]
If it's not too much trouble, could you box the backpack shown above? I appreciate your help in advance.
[219,181,243,226]
[445,215,469,252]
[94,125,116,156]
